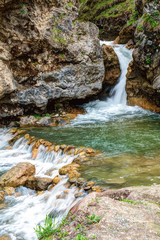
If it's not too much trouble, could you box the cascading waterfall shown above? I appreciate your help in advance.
[72,41,146,125]
[0,41,140,240]
[0,129,82,240]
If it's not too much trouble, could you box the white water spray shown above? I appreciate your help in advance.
[0,129,82,240]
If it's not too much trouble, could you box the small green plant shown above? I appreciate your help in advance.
[86,214,101,224]
[120,199,143,205]
[34,214,58,239]
[146,58,151,64]
[33,114,42,119]
[154,11,159,18]
[68,2,74,7]
[74,234,88,240]
[75,224,86,232]
[45,113,51,117]
[60,216,69,226]
[91,234,97,239]
[60,54,66,59]
[143,13,159,28]
[137,24,143,32]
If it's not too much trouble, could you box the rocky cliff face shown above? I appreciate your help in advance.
[126,0,160,112]
[0,0,104,119]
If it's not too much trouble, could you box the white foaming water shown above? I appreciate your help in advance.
[0,129,81,240]
[72,41,151,125]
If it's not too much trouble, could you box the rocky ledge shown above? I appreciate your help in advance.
[0,0,104,119]
[47,184,160,240]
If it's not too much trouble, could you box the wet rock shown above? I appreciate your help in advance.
[19,116,37,127]
[0,162,35,188]
[59,163,80,175]
[0,191,4,202]
[0,235,11,240]
[37,117,53,126]
[25,177,53,191]
[53,176,61,185]
[0,203,8,210]
[74,192,85,198]
[102,44,121,88]
[32,148,39,160]
[68,170,81,180]
[4,187,15,196]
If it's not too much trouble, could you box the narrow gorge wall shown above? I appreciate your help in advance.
[126,0,160,112]
[0,0,105,119]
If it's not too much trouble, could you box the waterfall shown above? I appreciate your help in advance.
[71,41,143,125]
[0,129,82,240]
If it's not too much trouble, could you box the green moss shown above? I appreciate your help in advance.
[79,0,135,22]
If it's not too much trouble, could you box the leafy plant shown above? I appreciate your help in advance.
[74,234,88,240]
[146,58,151,64]
[86,214,101,224]
[34,214,59,239]
[120,199,143,205]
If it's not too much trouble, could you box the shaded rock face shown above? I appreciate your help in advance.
[126,0,160,112]
[0,0,104,119]
[0,162,35,188]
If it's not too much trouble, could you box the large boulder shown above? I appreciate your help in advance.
[0,0,104,119]
[0,162,35,188]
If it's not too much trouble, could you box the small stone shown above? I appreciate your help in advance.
[0,203,7,210]
[74,192,85,198]
[54,145,60,152]
[53,176,61,185]
[0,191,5,202]
[6,146,12,150]
[4,187,15,195]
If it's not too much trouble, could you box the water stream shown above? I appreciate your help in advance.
[1,41,160,239]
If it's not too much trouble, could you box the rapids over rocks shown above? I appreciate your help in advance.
[1,41,160,239]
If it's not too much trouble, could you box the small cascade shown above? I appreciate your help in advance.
[0,129,82,240]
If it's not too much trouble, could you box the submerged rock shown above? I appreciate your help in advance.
[0,162,35,188]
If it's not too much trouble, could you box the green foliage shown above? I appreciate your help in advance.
[73,235,88,240]
[143,13,159,28]
[136,24,143,32]
[34,214,58,239]
[120,199,144,205]
[68,2,74,7]
[60,216,69,226]
[146,58,151,64]
[86,214,101,224]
